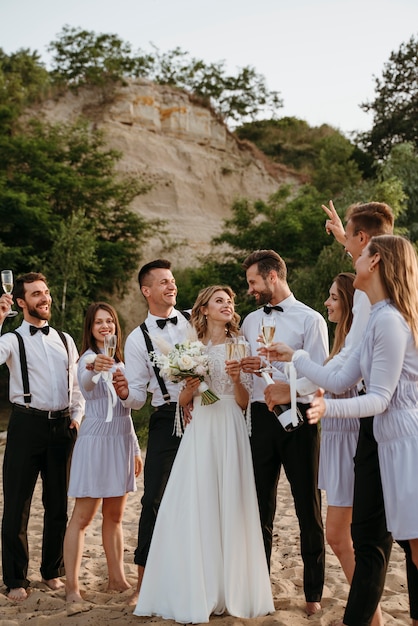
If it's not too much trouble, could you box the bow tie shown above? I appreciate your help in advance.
[30,325,50,336]
[263,305,283,314]
[156,316,178,329]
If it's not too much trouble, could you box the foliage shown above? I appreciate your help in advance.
[235,117,372,188]
[0,48,51,110]
[360,35,418,159]
[0,117,157,339]
[379,142,418,239]
[48,25,153,89]
[47,27,282,124]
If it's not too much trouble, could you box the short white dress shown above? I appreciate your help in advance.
[134,343,274,623]
[293,300,418,540]
[68,350,140,498]
[319,389,360,507]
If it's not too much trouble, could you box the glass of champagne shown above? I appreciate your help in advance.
[103,334,117,382]
[104,334,117,358]
[234,336,247,361]
[225,337,236,361]
[1,270,18,317]
[260,316,276,371]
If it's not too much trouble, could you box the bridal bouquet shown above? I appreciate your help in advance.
[149,336,219,405]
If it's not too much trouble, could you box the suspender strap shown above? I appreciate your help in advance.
[56,329,70,397]
[11,331,31,405]
[140,322,171,403]
[12,328,70,407]
[140,311,190,404]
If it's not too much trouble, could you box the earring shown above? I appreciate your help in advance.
[369,266,374,273]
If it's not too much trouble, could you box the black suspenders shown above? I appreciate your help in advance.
[12,329,69,407]
[140,311,190,404]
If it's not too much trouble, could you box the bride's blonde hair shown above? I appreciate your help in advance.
[191,285,241,340]
[369,235,418,346]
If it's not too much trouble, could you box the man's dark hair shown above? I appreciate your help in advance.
[345,202,394,237]
[13,272,48,305]
[242,250,287,281]
[137,259,172,288]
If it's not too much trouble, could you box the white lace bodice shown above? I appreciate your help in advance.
[204,343,253,398]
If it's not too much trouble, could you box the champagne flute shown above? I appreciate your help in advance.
[260,316,276,371]
[103,334,117,382]
[104,334,117,358]
[1,270,18,318]
[234,336,247,361]
[225,337,236,361]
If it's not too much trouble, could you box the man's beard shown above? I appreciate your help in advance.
[255,287,273,306]
[27,304,51,321]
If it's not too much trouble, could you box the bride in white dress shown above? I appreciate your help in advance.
[134,285,274,623]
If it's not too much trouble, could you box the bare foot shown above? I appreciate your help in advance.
[7,587,28,601]
[42,577,65,590]
[306,601,322,616]
[127,589,139,607]
[66,590,84,603]
[107,580,131,593]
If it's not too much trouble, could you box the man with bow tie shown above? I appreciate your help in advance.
[113,259,190,605]
[0,272,84,601]
[240,250,328,617]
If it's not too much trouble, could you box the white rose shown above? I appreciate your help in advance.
[178,354,195,370]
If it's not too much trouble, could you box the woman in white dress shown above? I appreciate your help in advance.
[265,236,418,626]
[134,285,274,623]
[64,303,143,602]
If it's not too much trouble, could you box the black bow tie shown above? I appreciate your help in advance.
[263,305,283,314]
[156,316,178,329]
[30,325,50,335]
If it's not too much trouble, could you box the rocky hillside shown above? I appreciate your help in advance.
[38,79,301,327]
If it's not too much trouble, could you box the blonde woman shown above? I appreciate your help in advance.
[134,285,274,623]
[268,236,418,626]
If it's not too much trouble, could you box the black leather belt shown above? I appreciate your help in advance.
[13,404,70,419]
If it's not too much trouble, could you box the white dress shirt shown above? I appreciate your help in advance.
[0,320,84,422]
[241,294,329,403]
[123,309,191,409]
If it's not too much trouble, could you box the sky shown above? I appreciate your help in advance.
[1,0,417,136]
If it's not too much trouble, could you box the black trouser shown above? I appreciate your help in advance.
[250,402,325,602]
[344,416,393,626]
[397,540,418,620]
[1,406,76,590]
[134,404,181,567]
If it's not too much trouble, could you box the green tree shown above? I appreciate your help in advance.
[360,35,418,159]
[0,117,157,333]
[0,48,51,110]
[48,25,153,89]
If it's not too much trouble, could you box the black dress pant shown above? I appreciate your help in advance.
[1,406,76,590]
[134,404,181,567]
[344,416,393,626]
[397,540,418,620]
[250,402,325,602]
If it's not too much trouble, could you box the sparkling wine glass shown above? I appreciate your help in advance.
[1,270,18,318]
[260,316,276,371]
[104,334,117,358]
[234,336,247,361]
[225,337,236,361]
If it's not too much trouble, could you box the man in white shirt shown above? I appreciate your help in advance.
[114,259,190,605]
[0,272,84,601]
[241,249,329,616]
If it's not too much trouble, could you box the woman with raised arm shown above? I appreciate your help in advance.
[264,235,418,626]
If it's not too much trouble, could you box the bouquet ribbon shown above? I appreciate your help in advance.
[92,370,117,422]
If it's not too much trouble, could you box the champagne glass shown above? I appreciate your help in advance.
[260,316,276,371]
[234,336,247,361]
[104,334,117,358]
[225,337,236,361]
[1,270,18,318]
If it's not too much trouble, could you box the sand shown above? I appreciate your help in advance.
[0,435,411,626]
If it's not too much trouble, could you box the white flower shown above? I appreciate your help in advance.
[177,354,195,370]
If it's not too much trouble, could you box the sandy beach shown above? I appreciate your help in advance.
[0,435,411,626]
